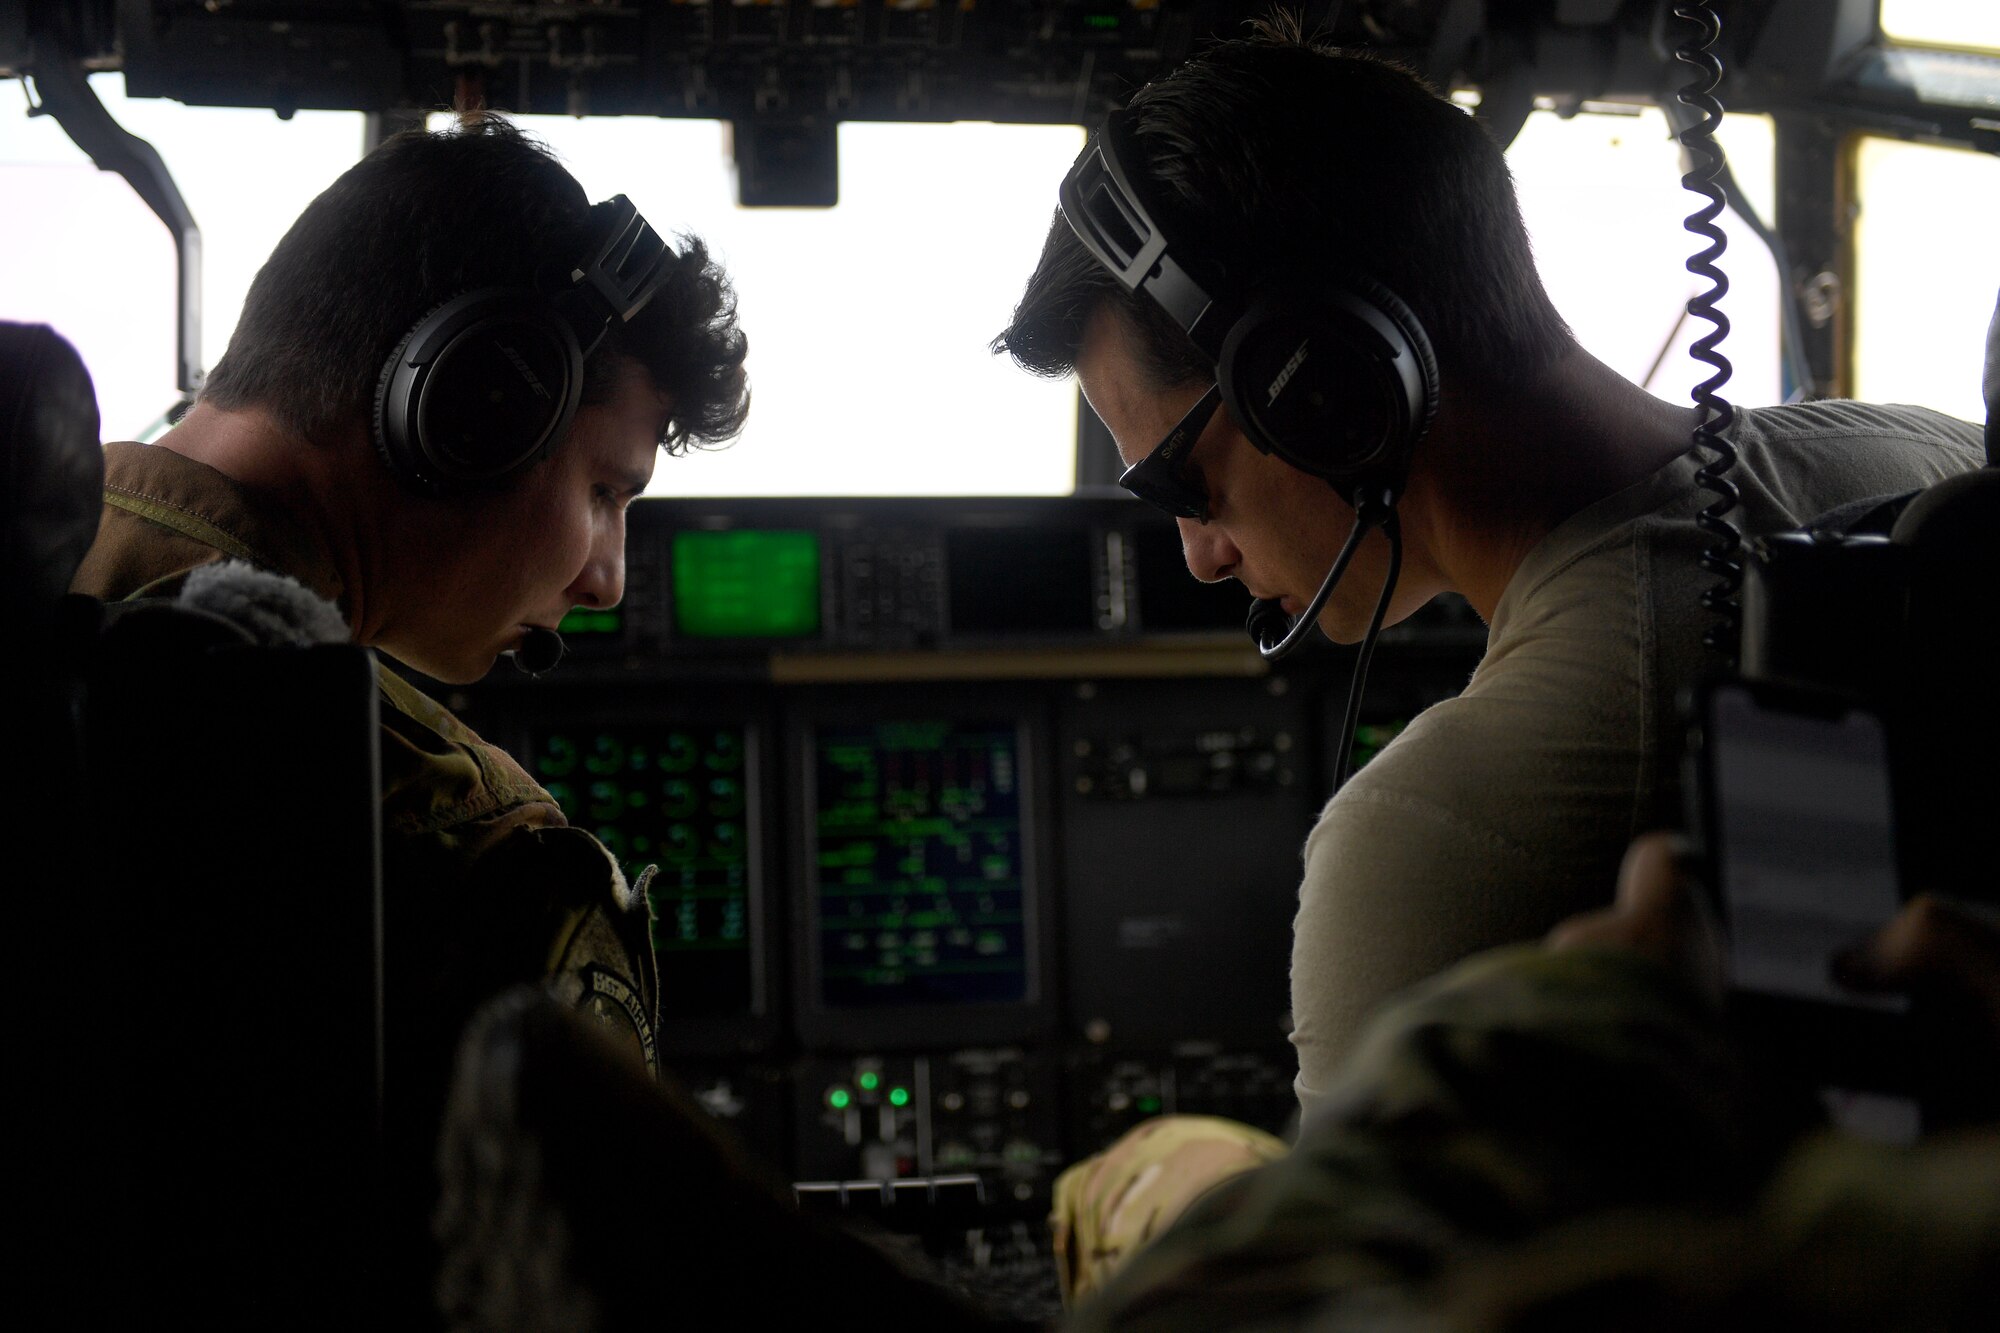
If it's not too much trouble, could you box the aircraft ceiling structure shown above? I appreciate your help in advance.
[3,1,1993,147]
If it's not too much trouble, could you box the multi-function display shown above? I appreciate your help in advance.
[532,723,758,1021]
[811,720,1030,1008]
[672,529,821,639]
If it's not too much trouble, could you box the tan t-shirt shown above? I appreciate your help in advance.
[1289,401,1984,1114]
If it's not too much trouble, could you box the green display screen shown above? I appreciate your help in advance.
[672,529,821,639]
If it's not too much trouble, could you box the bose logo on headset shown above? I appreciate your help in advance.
[373,194,673,498]
[497,343,554,402]
[1268,339,1311,407]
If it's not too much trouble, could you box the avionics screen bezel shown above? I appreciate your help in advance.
[790,687,1055,1050]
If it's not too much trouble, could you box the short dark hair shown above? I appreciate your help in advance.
[203,114,749,454]
[995,21,1571,393]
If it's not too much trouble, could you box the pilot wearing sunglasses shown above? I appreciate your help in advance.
[995,22,1981,1118]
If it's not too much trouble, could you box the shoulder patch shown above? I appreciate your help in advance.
[548,960,659,1075]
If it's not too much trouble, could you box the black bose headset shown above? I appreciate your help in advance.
[1060,110,1437,787]
[1058,109,1439,502]
[373,194,672,497]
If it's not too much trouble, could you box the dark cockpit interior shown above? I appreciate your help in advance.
[5,1,1996,1327]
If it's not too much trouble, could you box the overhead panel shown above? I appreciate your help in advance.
[110,0,1212,122]
[51,1,1998,141]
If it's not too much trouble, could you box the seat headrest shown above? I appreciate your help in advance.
[1,323,103,623]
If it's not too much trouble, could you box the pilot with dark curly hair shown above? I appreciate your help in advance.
[70,114,750,1114]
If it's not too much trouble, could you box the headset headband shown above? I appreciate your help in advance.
[1058,111,1237,363]
[554,194,673,354]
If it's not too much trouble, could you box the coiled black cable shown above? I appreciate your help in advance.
[1660,96,1816,403]
[1674,1,1744,664]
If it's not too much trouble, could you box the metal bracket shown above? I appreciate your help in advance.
[27,35,204,396]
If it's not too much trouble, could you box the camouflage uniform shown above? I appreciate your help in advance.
[1052,1115,1287,1305]
[1063,945,2000,1331]
[72,443,660,1103]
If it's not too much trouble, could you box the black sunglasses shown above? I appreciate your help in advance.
[1119,383,1222,522]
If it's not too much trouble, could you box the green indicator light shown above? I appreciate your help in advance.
[888,1087,910,1107]
[828,1088,851,1109]
[1085,14,1118,30]
[858,1070,880,1091]
[1137,1096,1162,1114]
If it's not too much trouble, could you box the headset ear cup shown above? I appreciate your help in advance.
[372,290,584,498]
[1350,275,1439,457]
[373,309,437,495]
[1217,279,1438,495]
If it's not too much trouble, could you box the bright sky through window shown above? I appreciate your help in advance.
[1880,0,2000,52]
[485,113,1083,497]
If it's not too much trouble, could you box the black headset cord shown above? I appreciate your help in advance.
[1333,507,1404,793]
[1243,487,1403,792]
[1676,0,1744,665]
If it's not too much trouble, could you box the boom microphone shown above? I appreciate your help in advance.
[1243,490,1407,796]
[1247,597,1294,655]
[512,626,566,675]
[1245,491,1395,660]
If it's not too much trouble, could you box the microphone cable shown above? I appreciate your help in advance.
[1332,509,1404,793]
[1247,501,1386,660]
[1675,0,1745,666]
[1246,487,1404,793]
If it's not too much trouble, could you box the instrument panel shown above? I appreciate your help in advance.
[452,495,1486,1212]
